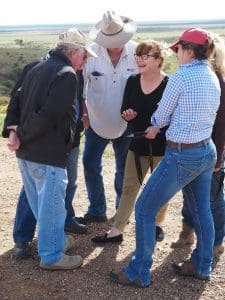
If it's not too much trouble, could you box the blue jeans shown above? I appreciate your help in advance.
[182,166,225,246]
[124,140,216,286]
[13,147,79,243]
[83,127,131,217]
[18,159,67,265]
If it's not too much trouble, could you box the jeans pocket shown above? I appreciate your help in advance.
[178,158,203,185]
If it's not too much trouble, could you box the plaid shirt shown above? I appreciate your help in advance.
[151,60,221,143]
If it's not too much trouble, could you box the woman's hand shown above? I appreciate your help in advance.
[145,126,161,140]
[121,109,137,121]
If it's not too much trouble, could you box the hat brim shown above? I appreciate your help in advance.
[89,16,136,48]
[85,45,97,57]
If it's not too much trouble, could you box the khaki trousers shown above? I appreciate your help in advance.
[114,150,169,231]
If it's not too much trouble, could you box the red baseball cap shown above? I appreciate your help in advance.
[170,28,209,52]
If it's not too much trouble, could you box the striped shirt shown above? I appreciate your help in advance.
[151,60,221,143]
[83,41,137,139]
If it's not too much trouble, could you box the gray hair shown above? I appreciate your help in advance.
[56,43,84,56]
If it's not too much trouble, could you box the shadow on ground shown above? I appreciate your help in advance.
[0,223,214,300]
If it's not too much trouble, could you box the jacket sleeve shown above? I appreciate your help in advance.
[17,71,77,144]
[2,94,20,138]
[2,61,40,138]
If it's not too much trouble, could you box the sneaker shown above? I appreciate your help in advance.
[65,220,88,234]
[63,235,76,253]
[40,254,83,270]
[13,242,32,259]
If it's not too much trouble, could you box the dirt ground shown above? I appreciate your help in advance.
[0,137,225,300]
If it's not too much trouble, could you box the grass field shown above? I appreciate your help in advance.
[1,22,225,95]
[0,21,224,115]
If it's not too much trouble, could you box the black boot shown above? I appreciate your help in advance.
[65,220,88,234]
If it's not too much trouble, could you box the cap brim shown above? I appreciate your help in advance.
[169,40,180,52]
[85,46,97,57]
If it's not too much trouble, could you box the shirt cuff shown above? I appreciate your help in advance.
[151,115,158,127]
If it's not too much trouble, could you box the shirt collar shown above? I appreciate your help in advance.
[179,59,209,69]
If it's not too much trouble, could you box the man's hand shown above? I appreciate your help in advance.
[81,113,90,129]
[7,127,20,151]
[121,109,137,121]
[145,126,161,140]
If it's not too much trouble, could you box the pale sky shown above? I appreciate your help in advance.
[1,0,225,25]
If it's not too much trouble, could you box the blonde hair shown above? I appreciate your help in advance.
[210,33,225,76]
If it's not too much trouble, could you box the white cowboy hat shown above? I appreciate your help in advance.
[89,11,137,48]
[58,28,97,57]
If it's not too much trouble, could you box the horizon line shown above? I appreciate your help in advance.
[1,18,225,27]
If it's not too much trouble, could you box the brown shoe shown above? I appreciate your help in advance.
[63,235,76,253]
[212,244,224,269]
[172,260,210,280]
[214,244,224,259]
[109,270,150,288]
[40,254,83,270]
[171,222,195,248]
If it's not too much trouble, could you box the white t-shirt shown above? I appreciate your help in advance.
[84,41,137,139]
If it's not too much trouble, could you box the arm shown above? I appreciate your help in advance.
[81,101,90,129]
[17,71,77,144]
[151,73,182,128]
[121,77,137,121]
[213,75,225,169]
[81,65,90,129]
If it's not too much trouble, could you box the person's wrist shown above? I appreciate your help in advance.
[9,128,16,133]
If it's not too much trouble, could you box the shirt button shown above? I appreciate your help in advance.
[113,81,116,83]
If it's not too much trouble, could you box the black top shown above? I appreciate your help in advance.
[121,73,169,156]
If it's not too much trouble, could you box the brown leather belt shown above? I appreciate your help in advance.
[167,138,210,149]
